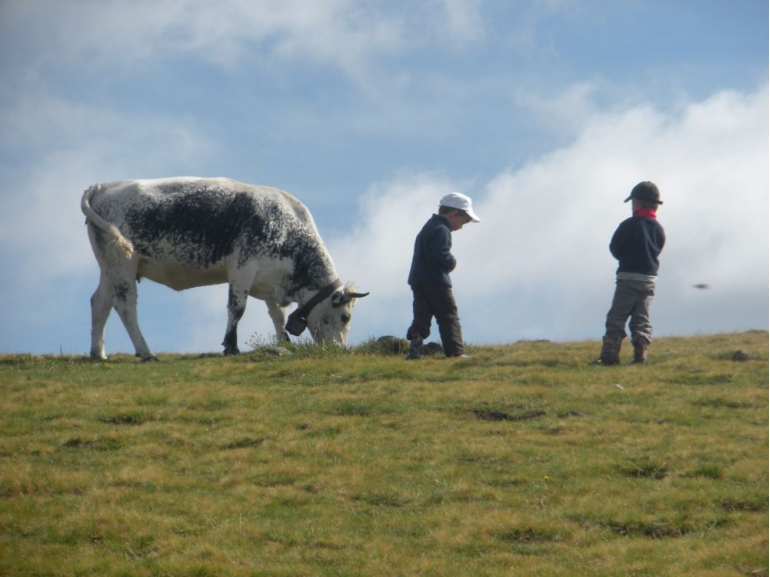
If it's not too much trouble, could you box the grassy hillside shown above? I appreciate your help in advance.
[0,332,767,576]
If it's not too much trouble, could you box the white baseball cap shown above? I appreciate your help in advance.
[438,192,481,222]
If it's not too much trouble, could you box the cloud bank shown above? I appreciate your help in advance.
[327,84,769,345]
[1,78,765,353]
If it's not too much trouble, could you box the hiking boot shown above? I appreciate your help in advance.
[594,336,622,366]
[632,339,649,364]
[406,337,423,360]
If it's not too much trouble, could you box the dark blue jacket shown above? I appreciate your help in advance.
[408,214,456,286]
[610,216,666,276]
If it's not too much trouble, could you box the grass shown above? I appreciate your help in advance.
[0,332,767,576]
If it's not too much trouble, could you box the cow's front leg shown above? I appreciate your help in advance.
[265,299,290,342]
[223,281,249,355]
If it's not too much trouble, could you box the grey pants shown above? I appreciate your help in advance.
[604,278,656,344]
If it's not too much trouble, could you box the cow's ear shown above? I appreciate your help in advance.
[331,290,347,307]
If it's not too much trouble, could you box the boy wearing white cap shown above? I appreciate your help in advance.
[406,192,480,359]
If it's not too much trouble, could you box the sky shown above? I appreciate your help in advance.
[0,0,767,355]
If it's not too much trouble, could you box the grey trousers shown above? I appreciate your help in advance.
[604,278,656,344]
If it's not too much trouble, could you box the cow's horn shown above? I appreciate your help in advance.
[346,291,369,299]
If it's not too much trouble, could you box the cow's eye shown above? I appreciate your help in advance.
[341,314,351,324]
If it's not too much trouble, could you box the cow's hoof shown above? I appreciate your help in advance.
[90,353,108,362]
[223,348,241,356]
[140,355,159,362]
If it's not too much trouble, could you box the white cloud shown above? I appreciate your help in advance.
[330,84,769,344]
[514,82,608,138]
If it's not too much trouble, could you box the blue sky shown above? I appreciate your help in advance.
[0,0,767,355]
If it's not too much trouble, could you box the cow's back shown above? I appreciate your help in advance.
[89,177,321,271]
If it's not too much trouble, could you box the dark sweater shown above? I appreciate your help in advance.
[408,214,456,286]
[610,215,666,276]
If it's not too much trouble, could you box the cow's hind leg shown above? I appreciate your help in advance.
[223,280,250,355]
[112,279,157,361]
[90,273,113,360]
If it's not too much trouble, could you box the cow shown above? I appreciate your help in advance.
[81,177,368,360]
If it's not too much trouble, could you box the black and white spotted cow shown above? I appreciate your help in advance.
[81,177,368,360]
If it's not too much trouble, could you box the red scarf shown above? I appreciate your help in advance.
[633,209,657,219]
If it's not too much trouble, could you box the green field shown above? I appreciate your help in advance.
[1,332,767,576]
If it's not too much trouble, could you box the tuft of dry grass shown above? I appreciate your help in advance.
[0,332,767,576]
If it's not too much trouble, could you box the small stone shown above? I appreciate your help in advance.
[732,350,750,362]
[264,347,293,356]
[421,342,444,356]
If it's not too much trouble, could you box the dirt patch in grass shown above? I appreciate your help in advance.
[351,491,411,508]
[472,409,546,422]
[600,517,730,539]
[221,437,266,450]
[693,397,758,410]
[496,526,567,544]
[61,437,123,451]
[720,495,768,513]
[99,413,149,426]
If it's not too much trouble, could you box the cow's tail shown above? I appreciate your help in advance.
[81,184,134,259]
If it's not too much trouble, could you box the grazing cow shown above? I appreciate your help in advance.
[81,177,368,360]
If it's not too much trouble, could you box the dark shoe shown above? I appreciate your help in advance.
[594,336,622,366]
[406,337,423,360]
[632,339,649,363]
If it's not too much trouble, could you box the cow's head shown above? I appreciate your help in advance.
[306,283,369,346]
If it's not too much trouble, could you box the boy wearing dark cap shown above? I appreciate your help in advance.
[406,192,480,359]
[596,181,666,365]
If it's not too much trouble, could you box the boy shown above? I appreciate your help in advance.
[597,181,665,365]
[406,192,480,359]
